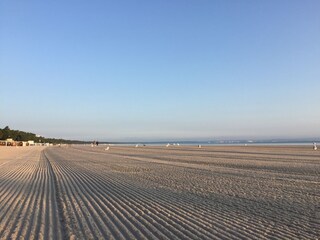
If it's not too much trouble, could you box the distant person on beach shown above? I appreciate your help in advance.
[313,142,317,150]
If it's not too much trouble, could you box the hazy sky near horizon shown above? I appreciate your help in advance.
[1,1,320,141]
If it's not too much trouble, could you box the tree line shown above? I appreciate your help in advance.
[0,126,87,144]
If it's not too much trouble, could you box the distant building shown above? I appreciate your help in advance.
[6,138,15,146]
[0,139,40,147]
[0,138,15,146]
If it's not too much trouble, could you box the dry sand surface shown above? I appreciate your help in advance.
[0,145,319,239]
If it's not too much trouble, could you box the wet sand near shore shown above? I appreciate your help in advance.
[0,145,319,239]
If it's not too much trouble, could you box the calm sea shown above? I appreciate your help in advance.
[102,141,318,147]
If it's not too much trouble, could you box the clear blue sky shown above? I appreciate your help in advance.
[1,1,320,141]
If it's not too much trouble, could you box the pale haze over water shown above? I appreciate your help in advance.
[1,1,319,141]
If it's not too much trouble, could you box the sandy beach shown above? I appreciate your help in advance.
[0,145,319,239]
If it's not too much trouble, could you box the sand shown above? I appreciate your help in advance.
[0,145,319,239]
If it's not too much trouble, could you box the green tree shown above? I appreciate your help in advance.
[15,135,22,141]
[2,126,10,139]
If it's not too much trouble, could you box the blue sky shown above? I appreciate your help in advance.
[1,1,320,141]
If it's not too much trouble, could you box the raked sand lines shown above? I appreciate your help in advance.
[0,147,61,240]
[0,146,319,239]
[44,149,217,239]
